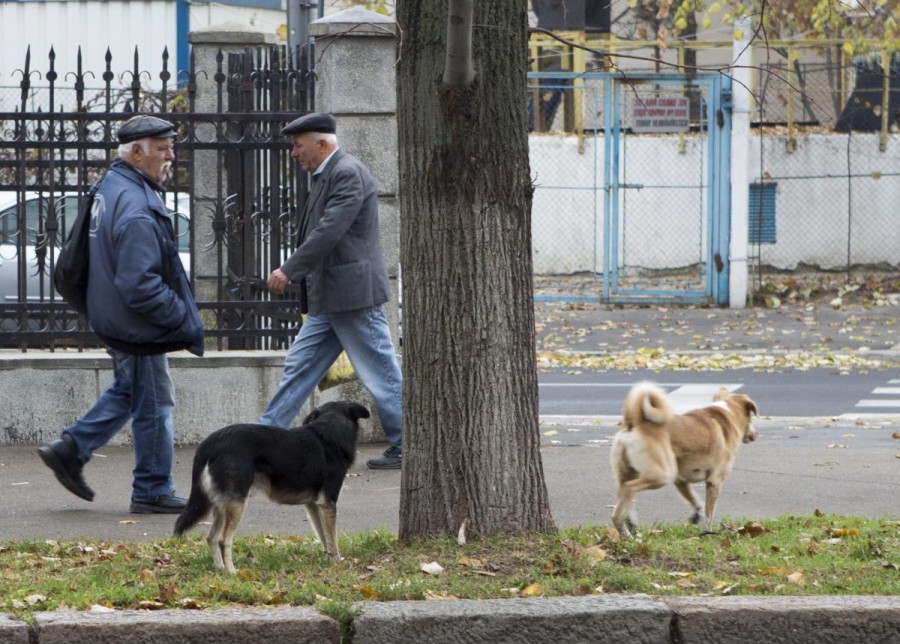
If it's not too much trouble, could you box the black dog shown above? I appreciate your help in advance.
[174,401,369,574]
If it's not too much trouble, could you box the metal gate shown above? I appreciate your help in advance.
[0,44,315,350]
[528,71,732,305]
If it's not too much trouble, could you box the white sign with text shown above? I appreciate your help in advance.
[628,96,690,133]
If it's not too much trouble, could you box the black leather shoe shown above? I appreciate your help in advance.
[129,492,187,514]
[37,434,94,502]
[366,445,402,470]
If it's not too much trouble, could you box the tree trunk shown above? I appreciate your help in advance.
[397,0,555,539]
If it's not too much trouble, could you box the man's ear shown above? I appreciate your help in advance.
[126,142,142,161]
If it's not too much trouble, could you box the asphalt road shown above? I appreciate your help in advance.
[538,369,900,417]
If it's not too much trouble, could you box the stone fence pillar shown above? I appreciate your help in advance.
[306,8,400,433]
[187,22,276,304]
[309,8,400,341]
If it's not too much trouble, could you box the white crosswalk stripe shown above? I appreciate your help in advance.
[854,379,900,410]
[666,384,742,413]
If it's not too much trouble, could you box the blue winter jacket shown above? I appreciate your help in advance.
[86,160,204,356]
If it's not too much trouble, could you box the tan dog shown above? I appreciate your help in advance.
[610,382,759,537]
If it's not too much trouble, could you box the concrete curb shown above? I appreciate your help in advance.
[32,607,338,643]
[1,595,897,643]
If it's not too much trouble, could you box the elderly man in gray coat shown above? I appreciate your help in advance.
[261,112,403,469]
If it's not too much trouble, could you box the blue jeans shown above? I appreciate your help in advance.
[63,350,176,500]
[259,305,403,447]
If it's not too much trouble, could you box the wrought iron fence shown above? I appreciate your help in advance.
[0,43,316,351]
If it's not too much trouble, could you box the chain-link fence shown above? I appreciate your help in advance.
[528,37,900,300]
[748,130,900,282]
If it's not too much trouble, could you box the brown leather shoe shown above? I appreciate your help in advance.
[37,434,94,501]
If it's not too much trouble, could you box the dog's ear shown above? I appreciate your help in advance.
[302,408,321,425]
[347,403,370,421]
[713,387,731,402]
[731,394,758,417]
[744,398,759,417]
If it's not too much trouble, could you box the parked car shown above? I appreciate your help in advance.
[0,191,190,303]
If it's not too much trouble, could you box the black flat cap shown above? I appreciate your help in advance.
[281,112,337,136]
[117,115,177,144]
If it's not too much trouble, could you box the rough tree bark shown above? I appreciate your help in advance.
[397,0,555,539]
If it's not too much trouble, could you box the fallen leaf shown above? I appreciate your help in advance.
[828,528,859,537]
[420,561,444,576]
[179,598,203,609]
[360,586,379,599]
[424,590,457,600]
[718,582,739,595]
[457,557,483,568]
[520,582,544,597]
[23,594,47,606]
[157,582,178,603]
[738,522,767,537]
[266,591,287,605]
[581,546,608,562]
[119,520,139,525]
[786,571,805,585]
[136,600,165,610]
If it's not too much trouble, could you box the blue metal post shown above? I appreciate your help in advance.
[176,0,189,82]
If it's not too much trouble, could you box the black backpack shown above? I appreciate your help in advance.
[53,181,101,316]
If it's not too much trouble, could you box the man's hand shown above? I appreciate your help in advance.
[267,268,290,294]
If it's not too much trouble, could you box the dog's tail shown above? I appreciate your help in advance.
[622,381,673,428]
[174,443,212,536]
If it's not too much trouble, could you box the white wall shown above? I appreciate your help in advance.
[530,132,900,275]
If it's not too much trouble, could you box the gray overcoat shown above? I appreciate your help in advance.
[280,148,390,315]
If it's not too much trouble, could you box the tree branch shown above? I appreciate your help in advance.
[443,0,475,87]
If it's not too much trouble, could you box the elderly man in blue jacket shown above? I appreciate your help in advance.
[262,112,403,469]
[38,115,204,513]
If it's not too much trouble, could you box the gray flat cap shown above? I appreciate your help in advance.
[281,112,337,136]
[117,115,177,143]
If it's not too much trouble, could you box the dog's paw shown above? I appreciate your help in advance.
[689,509,702,525]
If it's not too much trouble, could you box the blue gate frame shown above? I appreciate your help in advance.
[528,71,732,305]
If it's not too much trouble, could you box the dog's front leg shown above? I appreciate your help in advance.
[305,503,327,550]
[611,485,635,538]
[704,481,722,531]
[316,501,341,561]
[221,502,246,575]
[207,508,227,571]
